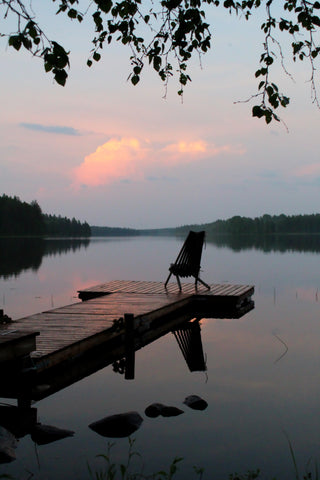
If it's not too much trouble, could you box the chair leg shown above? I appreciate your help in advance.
[176,275,182,291]
[197,277,211,290]
[164,272,172,288]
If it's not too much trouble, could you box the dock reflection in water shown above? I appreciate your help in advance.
[0,315,208,461]
[0,285,254,462]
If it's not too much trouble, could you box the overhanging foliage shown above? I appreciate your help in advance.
[2,0,320,123]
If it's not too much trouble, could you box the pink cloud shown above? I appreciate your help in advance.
[72,136,246,187]
[163,140,207,154]
[293,163,320,177]
[162,141,245,164]
[73,137,151,186]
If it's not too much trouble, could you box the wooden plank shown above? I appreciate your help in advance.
[33,300,189,364]
[78,280,254,298]
[34,325,124,372]
[21,293,186,363]
[209,284,241,295]
[199,284,254,297]
[79,280,211,296]
[208,284,243,296]
[4,280,254,374]
[53,295,186,317]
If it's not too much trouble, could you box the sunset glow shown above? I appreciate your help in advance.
[73,137,149,186]
[72,137,246,187]
[1,5,320,227]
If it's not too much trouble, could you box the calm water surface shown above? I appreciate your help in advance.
[0,235,320,480]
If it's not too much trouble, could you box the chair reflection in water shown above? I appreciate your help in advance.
[164,231,210,291]
[112,317,206,378]
[173,319,206,372]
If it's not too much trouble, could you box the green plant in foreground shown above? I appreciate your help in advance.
[87,436,320,480]
[3,432,320,480]
[284,431,320,480]
[88,437,199,480]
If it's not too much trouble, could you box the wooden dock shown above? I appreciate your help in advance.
[0,280,254,402]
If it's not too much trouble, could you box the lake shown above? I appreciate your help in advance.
[0,234,320,480]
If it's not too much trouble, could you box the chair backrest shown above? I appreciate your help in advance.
[171,231,205,277]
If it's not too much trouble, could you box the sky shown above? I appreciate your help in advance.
[1,1,320,228]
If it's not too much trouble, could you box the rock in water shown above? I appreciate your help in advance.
[183,395,208,411]
[0,426,18,463]
[89,412,143,438]
[145,403,165,418]
[31,424,74,445]
[160,406,184,417]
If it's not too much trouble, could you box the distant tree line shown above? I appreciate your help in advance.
[90,226,140,236]
[90,226,176,236]
[0,195,91,237]
[92,214,320,238]
[176,214,320,236]
[44,214,91,237]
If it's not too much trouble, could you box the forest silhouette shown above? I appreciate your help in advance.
[0,195,91,237]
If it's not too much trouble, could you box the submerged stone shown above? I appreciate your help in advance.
[183,395,208,411]
[89,411,143,438]
[160,406,184,417]
[145,403,165,418]
[0,426,18,463]
[31,424,74,445]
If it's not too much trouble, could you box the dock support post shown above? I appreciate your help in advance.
[124,313,135,380]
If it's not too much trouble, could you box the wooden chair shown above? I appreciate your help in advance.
[164,231,210,290]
